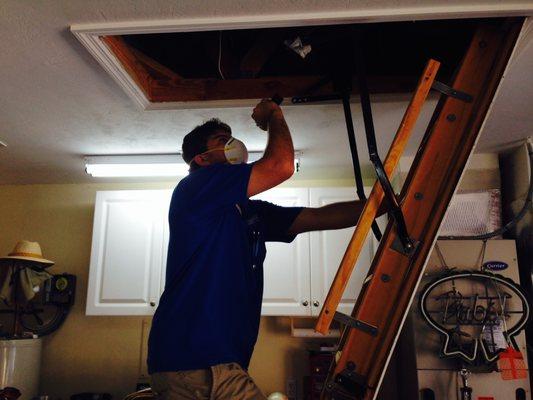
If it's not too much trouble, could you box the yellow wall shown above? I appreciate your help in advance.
[0,161,498,398]
[0,181,331,399]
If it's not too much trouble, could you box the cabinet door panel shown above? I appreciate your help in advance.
[310,188,379,316]
[252,188,311,316]
[86,190,171,315]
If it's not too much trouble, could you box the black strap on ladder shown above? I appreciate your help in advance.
[292,77,383,241]
[290,29,476,253]
[352,38,415,255]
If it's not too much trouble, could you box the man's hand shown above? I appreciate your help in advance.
[251,99,281,131]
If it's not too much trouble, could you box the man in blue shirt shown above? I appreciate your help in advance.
[148,100,368,399]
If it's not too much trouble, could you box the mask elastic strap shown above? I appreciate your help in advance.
[190,138,237,164]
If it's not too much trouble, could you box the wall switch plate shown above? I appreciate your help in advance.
[286,378,296,400]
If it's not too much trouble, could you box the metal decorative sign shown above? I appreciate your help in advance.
[419,271,529,364]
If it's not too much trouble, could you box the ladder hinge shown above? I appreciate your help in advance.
[390,236,420,257]
[432,80,473,102]
[325,367,367,399]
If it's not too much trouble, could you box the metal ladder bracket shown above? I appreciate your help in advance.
[390,237,420,257]
[326,367,368,399]
[432,80,473,102]
[334,312,378,336]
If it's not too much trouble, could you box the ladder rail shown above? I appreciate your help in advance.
[315,59,440,334]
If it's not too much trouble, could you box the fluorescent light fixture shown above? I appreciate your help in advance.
[85,151,302,178]
[85,154,188,177]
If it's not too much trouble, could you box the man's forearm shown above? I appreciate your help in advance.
[313,200,365,230]
[263,110,294,168]
[248,106,294,196]
[288,200,366,234]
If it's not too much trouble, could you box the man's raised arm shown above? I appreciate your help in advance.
[247,100,294,197]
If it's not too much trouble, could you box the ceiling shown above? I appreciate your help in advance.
[0,1,532,184]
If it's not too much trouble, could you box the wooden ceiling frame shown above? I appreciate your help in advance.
[70,6,530,110]
[102,35,421,104]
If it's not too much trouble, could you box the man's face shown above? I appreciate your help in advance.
[195,130,232,167]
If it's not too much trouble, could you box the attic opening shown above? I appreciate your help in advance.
[100,18,488,104]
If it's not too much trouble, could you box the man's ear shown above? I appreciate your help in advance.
[193,153,210,167]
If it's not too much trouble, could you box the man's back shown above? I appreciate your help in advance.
[148,163,260,373]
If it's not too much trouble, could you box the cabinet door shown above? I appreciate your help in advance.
[252,188,311,316]
[310,187,380,316]
[86,190,172,315]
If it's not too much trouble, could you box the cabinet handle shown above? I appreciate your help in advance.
[150,301,156,307]
[302,300,309,307]
[313,301,320,307]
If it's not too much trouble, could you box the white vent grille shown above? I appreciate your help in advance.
[440,189,502,237]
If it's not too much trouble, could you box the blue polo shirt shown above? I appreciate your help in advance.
[147,163,302,373]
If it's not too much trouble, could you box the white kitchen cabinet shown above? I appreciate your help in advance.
[86,190,172,315]
[254,187,379,316]
[309,187,380,316]
[86,187,378,317]
[252,188,311,316]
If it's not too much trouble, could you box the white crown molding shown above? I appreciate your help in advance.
[71,6,532,111]
[71,29,150,109]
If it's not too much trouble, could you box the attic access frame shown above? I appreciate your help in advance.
[70,6,530,110]
[310,18,524,400]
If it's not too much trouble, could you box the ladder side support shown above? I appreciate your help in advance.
[315,59,440,334]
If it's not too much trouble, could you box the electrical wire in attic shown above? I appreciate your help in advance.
[218,30,225,80]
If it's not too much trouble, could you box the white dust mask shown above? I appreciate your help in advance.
[224,137,248,164]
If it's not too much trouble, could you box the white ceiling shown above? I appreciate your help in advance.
[0,1,532,184]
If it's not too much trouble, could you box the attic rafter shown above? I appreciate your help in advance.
[240,30,287,78]
[147,75,417,103]
[128,46,182,82]
[150,76,334,102]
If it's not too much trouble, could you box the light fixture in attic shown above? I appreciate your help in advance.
[85,152,301,177]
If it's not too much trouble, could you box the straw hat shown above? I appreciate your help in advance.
[0,240,54,266]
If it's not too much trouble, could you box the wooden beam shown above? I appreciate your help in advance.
[150,76,334,102]
[101,36,153,99]
[128,46,182,82]
[148,75,417,103]
[240,30,287,78]
[315,58,440,334]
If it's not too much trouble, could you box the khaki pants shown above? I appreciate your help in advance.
[151,362,267,400]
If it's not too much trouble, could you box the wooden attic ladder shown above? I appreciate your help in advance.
[313,18,524,400]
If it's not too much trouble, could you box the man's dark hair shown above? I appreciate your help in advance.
[181,118,232,169]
